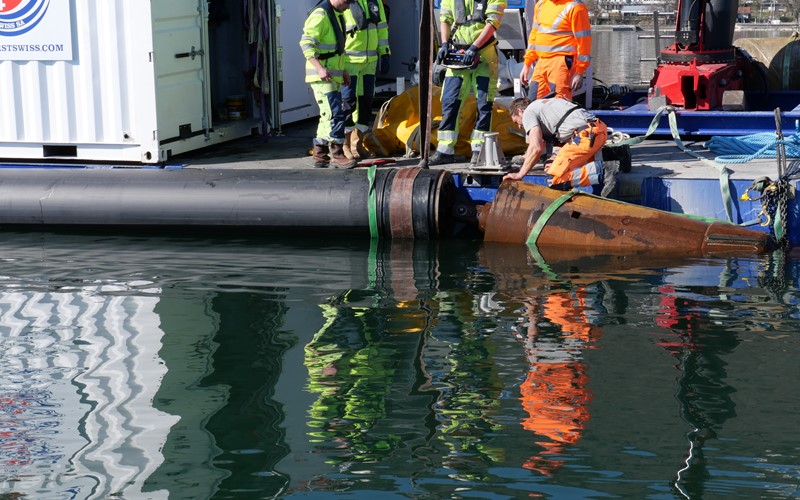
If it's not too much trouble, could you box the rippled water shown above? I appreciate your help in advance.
[0,232,798,499]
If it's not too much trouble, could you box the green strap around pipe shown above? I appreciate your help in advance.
[524,185,727,249]
[367,165,378,239]
[525,189,579,247]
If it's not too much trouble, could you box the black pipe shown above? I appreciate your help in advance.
[0,167,455,239]
[674,0,739,51]
[703,0,739,51]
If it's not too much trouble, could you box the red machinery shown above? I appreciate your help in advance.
[649,0,745,110]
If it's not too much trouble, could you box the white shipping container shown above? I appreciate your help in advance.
[0,0,430,164]
[0,0,268,164]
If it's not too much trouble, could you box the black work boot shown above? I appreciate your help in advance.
[311,144,330,168]
[428,151,455,166]
[330,143,357,169]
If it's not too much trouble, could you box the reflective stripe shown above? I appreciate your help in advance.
[316,43,338,51]
[551,2,578,30]
[345,49,378,57]
[470,129,487,142]
[533,44,576,53]
[578,54,591,62]
[438,130,459,141]
[377,22,388,29]
[585,159,601,186]
[575,29,591,38]
[378,40,389,47]
[534,27,574,36]
[573,154,602,187]
[571,168,582,186]
[440,7,452,16]
[306,68,345,77]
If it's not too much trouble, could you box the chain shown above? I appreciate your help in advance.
[778,181,789,249]
[758,248,787,298]
[756,179,792,249]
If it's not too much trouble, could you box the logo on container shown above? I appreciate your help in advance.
[0,0,50,36]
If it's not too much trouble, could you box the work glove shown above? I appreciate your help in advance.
[436,42,450,65]
[463,44,479,68]
[379,54,390,75]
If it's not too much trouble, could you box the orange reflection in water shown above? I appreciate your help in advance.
[516,290,601,475]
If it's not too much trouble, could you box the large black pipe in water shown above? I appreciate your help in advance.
[0,167,456,239]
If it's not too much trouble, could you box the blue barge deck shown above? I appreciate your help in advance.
[592,91,800,137]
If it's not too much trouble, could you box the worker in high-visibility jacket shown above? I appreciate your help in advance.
[299,0,358,169]
[429,0,507,166]
[341,0,391,159]
[519,0,592,101]
[504,96,606,189]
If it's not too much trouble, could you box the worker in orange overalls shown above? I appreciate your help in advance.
[519,0,592,100]
[504,96,606,189]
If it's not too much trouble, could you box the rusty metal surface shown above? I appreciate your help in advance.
[389,167,421,239]
[480,180,772,255]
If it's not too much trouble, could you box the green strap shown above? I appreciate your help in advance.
[526,189,579,247]
[367,165,378,239]
[526,243,560,281]
[664,110,736,224]
[774,202,785,243]
[609,106,736,223]
[525,186,734,249]
[367,237,378,289]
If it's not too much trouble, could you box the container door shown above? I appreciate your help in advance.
[151,0,211,145]
[275,0,320,124]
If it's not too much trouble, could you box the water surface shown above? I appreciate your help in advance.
[0,232,798,499]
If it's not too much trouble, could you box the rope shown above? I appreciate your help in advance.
[244,0,271,137]
[705,132,800,164]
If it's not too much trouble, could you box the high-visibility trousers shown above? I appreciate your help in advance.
[547,120,607,188]
[436,44,499,155]
[311,81,347,145]
[342,60,378,131]
[529,55,576,101]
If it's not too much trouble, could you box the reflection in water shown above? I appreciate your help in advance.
[656,281,739,499]
[514,290,600,476]
[0,233,797,498]
[0,285,178,498]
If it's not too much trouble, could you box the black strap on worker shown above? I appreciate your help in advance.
[454,0,488,24]
[539,103,582,143]
[350,0,382,30]
[315,0,346,60]
[448,0,495,52]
